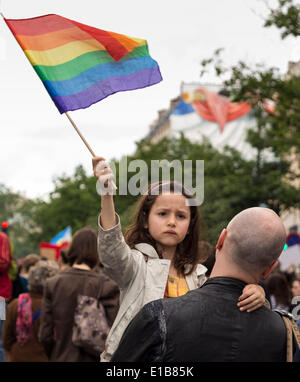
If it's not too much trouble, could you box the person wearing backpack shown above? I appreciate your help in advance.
[39,227,120,362]
[2,260,59,362]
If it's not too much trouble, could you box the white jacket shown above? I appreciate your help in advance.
[97,215,207,362]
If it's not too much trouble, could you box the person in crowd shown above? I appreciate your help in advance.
[292,277,300,299]
[2,260,59,362]
[1,222,21,302]
[57,249,70,271]
[290,276,300,332]
[112,207,288,362]
[9,257,38,304]
[0,232,12,362]
[265,271,291,311]
[199,240,215,278]
[92,156,267,362]
[39,227,120,362]
[19,254,40,293]
[0,232,12,302]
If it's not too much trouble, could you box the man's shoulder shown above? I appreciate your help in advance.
[143,288,204,319]
[143,298,165,316]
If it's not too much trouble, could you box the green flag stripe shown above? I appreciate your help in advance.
[34,44,149,82]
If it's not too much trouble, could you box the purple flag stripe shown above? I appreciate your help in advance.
[52,66,162,113]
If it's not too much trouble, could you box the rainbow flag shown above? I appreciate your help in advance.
[4,14,162,113]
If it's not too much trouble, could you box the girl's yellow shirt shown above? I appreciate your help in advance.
[164,274,189,298]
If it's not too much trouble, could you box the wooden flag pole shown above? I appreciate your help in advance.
[65,112,117,190]
[65,112,96,156]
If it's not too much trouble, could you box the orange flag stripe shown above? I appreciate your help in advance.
[14,26,92,51]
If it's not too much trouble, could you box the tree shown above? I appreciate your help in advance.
[264,0,300,39]
[29,165,100,245]
[0,184,39,258]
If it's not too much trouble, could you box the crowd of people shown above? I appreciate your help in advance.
[0,157,299,362]
[0,227,119,362]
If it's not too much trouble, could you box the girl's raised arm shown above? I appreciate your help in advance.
[92,156,117,230]
[92,156,139,289]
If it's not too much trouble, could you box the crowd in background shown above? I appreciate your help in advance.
[0,227,119,362]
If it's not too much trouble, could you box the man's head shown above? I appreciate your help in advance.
[213,207,286,282]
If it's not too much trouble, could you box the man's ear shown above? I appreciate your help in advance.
[216,229,227,251]
[261,260,278,279]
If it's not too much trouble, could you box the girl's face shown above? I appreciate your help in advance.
[146,193,191,251]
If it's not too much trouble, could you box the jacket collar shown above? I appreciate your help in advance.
[134,243,160,259]
[203,276,247,290]
[186,263,207,276]
[134,243,208,276]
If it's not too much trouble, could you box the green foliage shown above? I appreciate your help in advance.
[264,0,300,39]
[0,184,39,258]
[29,165,100,244]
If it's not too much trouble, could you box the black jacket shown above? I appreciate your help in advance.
[112,277,286,362]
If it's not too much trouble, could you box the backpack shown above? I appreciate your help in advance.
[72,276,110,357]
[274,309,300,362]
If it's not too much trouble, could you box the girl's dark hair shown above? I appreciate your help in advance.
[67,227,99,269]
[125,181,202,276]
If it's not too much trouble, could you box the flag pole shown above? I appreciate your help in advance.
[65,112,96,156]
[65,112,117,190]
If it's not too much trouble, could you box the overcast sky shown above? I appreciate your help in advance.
[0,0,299,200]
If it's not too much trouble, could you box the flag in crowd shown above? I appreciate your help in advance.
[49,226,72,246]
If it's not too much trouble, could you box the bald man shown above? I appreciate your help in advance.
[112,207,288,362]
